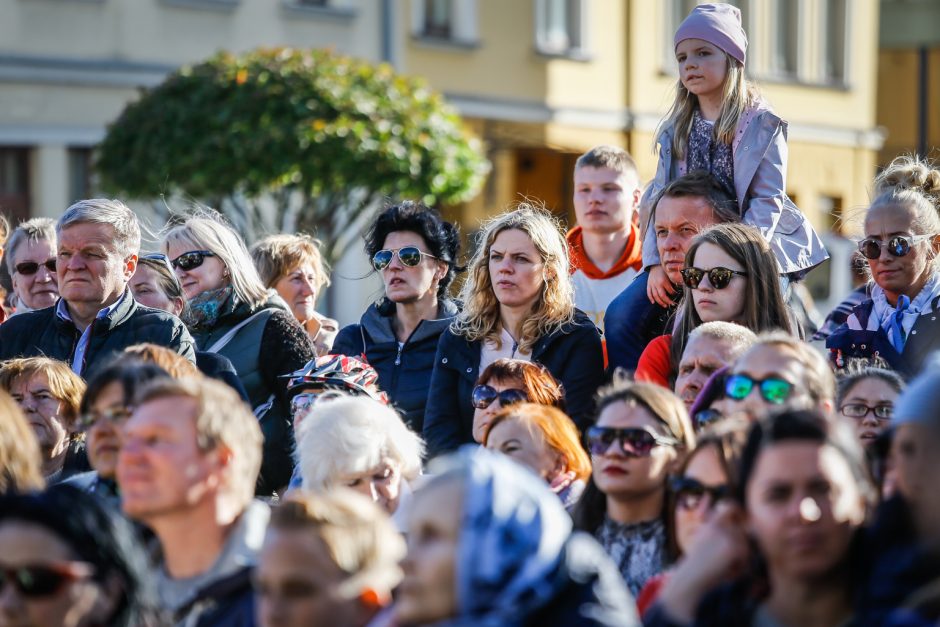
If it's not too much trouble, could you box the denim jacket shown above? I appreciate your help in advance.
[640,103,829,277]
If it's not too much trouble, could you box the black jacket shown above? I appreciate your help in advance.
[332,300,458,433]
[0,291,195,378]
[423,309,604,457]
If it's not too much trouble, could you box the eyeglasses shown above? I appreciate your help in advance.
[693,408,725,430]
[680,266,748,290]
[724,374,794,405]
[290,390,348,419]
[0,562,94,598]
[840,403,893,421]
[471,385,529,410]
[14,259,57,276]
[586,426,679,457]
[371,246,437,271]
[671,477,730,511]
[78,406,133,430]
[170,250,216,271]
[857,234,934,260]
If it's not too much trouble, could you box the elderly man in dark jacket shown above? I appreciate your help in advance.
[0,199,194,377]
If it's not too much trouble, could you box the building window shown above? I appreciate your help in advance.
[535,0,588,58]
[662,0,699,70]
[769,0,800,78]
[411,0,478,46]
[68,148,93,204]
[0,148,30,224]
[822,0,847,84]
[817,194,843,233]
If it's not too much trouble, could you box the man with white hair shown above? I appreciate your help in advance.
[673,321,757,410]
[0,199,194,376]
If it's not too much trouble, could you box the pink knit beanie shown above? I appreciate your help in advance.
[674,3,748,65]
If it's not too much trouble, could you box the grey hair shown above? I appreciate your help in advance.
[296,396,425,491]
[162,215,268,309]
[5,218,56,275]
[688,321,758,357]
[57,199,141,258]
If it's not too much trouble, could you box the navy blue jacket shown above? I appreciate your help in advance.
[604,272,676,374]
[333,300,458,434]
[826,297,940,378]
[423,310,604,457]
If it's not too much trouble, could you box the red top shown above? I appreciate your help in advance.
[634,334,672,388]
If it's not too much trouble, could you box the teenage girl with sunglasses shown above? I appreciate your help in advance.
[827,155,940,377]
[333,201,461,436]
[423,204,604,458]
[636,223,794,386]
[572,378,695,598]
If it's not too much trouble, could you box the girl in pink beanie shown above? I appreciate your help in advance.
[638,3,828,312]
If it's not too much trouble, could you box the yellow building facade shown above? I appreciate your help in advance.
[398,0,883,238]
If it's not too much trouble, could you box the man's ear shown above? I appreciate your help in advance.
[124,254,138,281]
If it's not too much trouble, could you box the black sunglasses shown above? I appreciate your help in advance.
[857,234,933,260]
[670,477,730,511]
[0,562,94,598]
[14,259,56,276]
[371,246,437,271]
[170,250,216,272]
[680,266,748,290]
[724,374,793,405]
[471,384,528,410]
[586,426,679,457]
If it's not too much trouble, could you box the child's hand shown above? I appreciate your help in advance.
[647,264,677,308]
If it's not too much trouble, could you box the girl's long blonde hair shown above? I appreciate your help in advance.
[657,56,760,159]
[451,204,574,353]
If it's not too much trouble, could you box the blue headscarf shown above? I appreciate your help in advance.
[432,446,573,626]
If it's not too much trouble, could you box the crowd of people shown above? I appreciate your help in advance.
[0,3,939,626]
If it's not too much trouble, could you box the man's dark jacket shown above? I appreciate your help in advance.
[0,292,196,378]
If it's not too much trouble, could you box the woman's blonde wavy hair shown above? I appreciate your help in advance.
[658,55,760,159]
[451,204,574,353]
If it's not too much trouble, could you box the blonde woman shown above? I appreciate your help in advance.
[250,233,338,356]
[162,213,315,494]
[423,204,604,457]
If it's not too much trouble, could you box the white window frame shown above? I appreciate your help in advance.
[768,0,802,80]
[411,0,479,46]
[819,0,850,86]
[534,0,590,59]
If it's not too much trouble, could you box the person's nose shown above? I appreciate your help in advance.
[298,276,315,297]
[696,272,715,293]
[36,265,54,283]
[861,410,880,427]
[662,232,682,252]
[496,257,514,274]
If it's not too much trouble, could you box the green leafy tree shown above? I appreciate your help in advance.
[97,47,490,259]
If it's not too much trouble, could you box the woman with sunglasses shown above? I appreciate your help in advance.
[647,410,874,627]
[63,358,170,504]
[333,202,461,435]
[636,418,748,616]
[483,402,590,510]
[423,204,604,457]
[162,213,315,495]
[636,222,794,387]
[827,155,940,378]
[573,378,695,597]
[0,484,164,626]
[4,217,58,315]
[470,357,565,443]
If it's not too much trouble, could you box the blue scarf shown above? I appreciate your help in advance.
[870,274,940,353]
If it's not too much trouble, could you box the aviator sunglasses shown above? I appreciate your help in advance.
[724,373,793,405]
[0,561,94,598]
[680,266,748,290]
[585,426,679,457]
[471,384,529,410]
[14,259,57,276]
[857,234,934,260]
[170,250,216,272]
[371,246,438,271]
